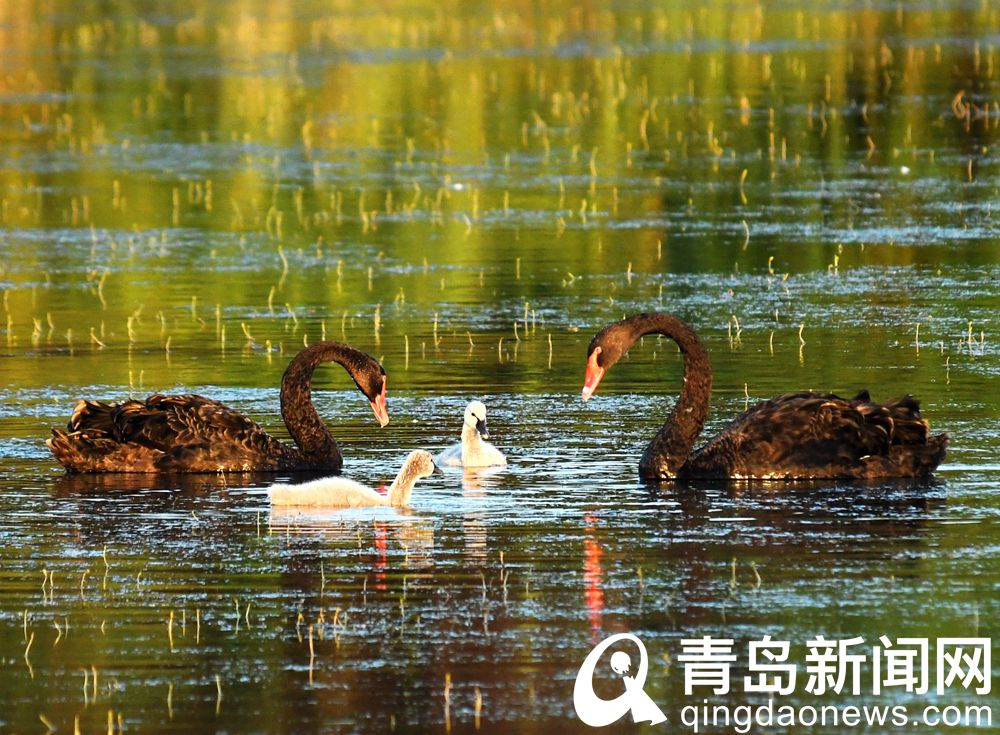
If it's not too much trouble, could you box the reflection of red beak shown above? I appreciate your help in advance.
[370,378,389,427]
[581,349,605,401]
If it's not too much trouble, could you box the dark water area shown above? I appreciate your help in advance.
[0,1,998,733]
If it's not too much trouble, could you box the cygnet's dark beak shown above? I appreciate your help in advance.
[432,462,445,475]
[476,418,489,439]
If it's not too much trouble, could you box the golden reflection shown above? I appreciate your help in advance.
[460,469,490,564]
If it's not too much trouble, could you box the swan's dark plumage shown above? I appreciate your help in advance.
[583,312,948,480]
[48,342,388,474]
[678,390,947,480]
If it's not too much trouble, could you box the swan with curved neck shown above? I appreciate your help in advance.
[435,400,507,468]
[268,450,436,508]
[582,312,948,480]
[48,341,388,473]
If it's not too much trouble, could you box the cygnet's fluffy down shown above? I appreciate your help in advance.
[268,450,435,508]
[435,400,507,468]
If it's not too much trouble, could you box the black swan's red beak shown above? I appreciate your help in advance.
[371,378,389,427]
[581,348,605,401]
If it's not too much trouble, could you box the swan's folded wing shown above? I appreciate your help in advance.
[74,394,288,471]
[435,444,463,467]
[67,399,129,434]
[112,394,268,449]
[713,392,893,475]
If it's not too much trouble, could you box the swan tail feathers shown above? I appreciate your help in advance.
[914,432,949,475]
[47,428,86,471]
[863,432,948,478]
[881,394,931,445]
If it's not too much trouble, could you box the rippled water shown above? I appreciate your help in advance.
[1,0,998,733]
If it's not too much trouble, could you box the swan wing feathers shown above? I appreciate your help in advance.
[695,391,933,477]
[877,394,929,444]
[140,395,288,471]
[142,394,263,441]
[67,394,262,443]
[102,394,254,449]
[435,445,463,467]
[54,394,287,472]
[761,392,889,452]
[68,399,123,434]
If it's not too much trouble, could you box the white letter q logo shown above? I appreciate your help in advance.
[573,633,667,727]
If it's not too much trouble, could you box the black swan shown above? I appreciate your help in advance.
[581,312,948,480]
[48,341,388,473]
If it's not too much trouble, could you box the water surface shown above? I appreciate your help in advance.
[0,1,998,733]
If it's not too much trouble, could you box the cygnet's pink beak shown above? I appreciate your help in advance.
[370,378,389,427]
[581,349,605,401]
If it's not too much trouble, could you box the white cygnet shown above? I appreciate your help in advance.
[268,450,435,508]
[435,400,507,468]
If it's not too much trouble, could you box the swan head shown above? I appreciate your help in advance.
[386,450,438,507]
[354,367,389,428]
[582,319,633,400]
[581,347,605,400]
[403,449,437,481]
[463,400,489,438]
[370,375,389,428]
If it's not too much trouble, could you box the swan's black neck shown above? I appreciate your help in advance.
[279,342,372,470]
[612,313,713,479]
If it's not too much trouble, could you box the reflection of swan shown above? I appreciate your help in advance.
[459,464,507,492]
[266,514,435,568]
[52,471,239,495]
[436,401,507,468]
[48,342,389,473]
[583,313,948,480]
[268,451,435,508]
[461,479,488,564]
[457,466,505,565]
